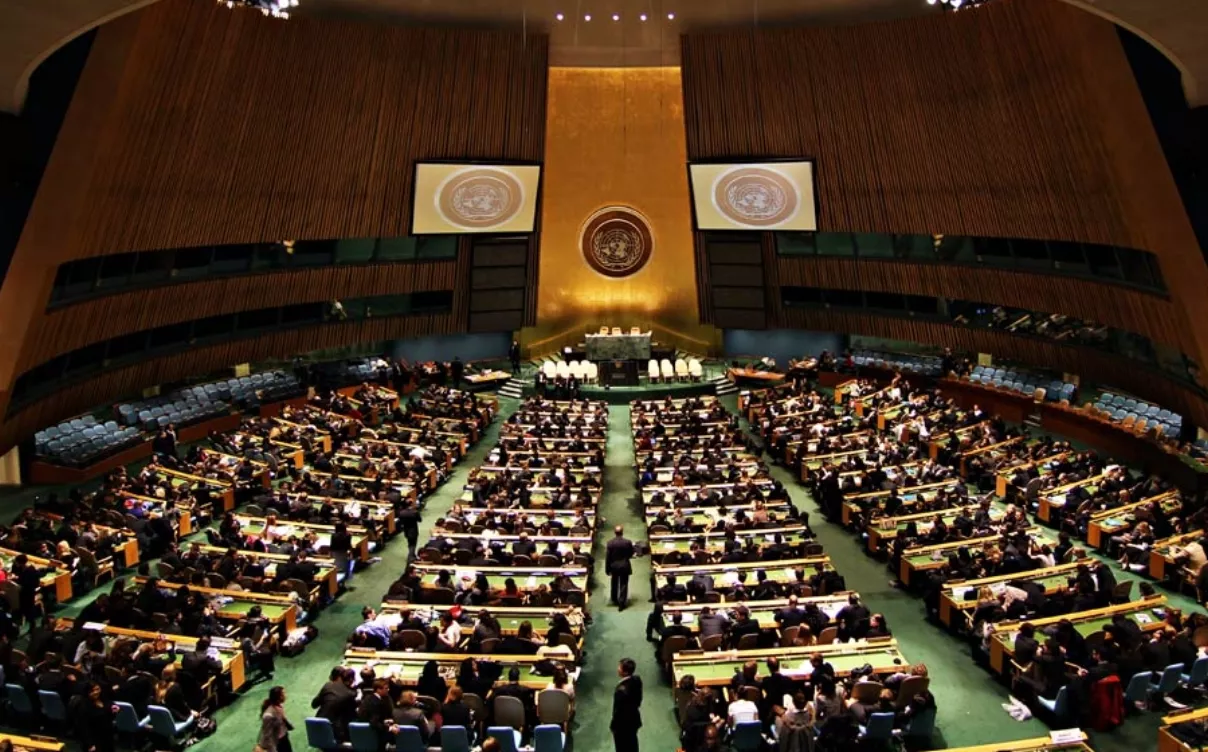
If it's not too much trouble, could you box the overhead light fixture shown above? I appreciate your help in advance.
[612,13,620,21]
[217,0,297,18]
[667,12,675,20]
[556,12,564,20]
[928,0,995,9]
[639,13,647,21]
[584,13,591,21]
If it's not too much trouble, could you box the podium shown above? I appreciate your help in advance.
[599,360,640,386]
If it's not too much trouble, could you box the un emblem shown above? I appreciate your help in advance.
[712,166,799,227]
[579,206,654,278]
[436,167,524,229]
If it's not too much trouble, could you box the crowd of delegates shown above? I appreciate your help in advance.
[0,585,274,752]
[308,396,597,749]
[0,510,129,594]
[743,360,1208,733]
[675,659,934,752]
[310,660,575,748]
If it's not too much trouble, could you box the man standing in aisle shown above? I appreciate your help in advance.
[606,525,635,609]
[611,658,643,752]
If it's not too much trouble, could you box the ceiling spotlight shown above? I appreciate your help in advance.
[555,12,564,20]
[612,13,620,21]
[584,13,591,21]
[667,12,675,20]
[639,13,647,21]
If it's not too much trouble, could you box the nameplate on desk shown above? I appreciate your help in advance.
[83,622,107,632]
[1049,729,1083,744]
[210,637,237,650]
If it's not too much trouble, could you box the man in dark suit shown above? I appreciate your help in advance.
[611,658,643,752]
[606,525,635,609]
[509,340,522,372]
[311,667,358,740]
[357,678,397,749]
[180,636,222,685]
[490,667,536,727]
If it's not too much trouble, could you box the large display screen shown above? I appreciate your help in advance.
[689,161,817,231]
[411,163,542,234]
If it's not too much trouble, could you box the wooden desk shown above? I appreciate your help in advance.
[118,490,197,536]
[132,576,298,633]
[412,563,589,596]
[229,514,372,562]
[727,368,786,385]
[1160,706,1208,752]
[34,511,140,569]
[943,733,1090,752]
[1149,532,1204,581]
[994,451,1074,497]
[1086,490,1181,549]
[958,436,1029,477]
[379,602,586,638]
[937,560,1087,628]
[157,467,236,511]
[841,478,962,527]
[671,640,907,688]
[0,546,73,603]
[342,649,573,690]
[898,527,1055,587]
[0,733,66,751]
[65,621,247,691]
[653,556,833,590]
[988,597,1168,674]
[659,595,851,632]
[1037,473,1107,524]
[195,545,340,599]
[865,503,1001,555]
[648,525,812,562]
[230,432,305,469]
[272,417,333,453]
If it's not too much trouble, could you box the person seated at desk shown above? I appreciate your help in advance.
[133,637,177,676]
[497,621,543,655]
[351,607,395,649]
[181,636,223,686]
[157,664,196,723]
[357,677,398,749]
[835,594,870,641]
[657,576,688,602]
[725,606,762,649]
[392,690,432,741]
[437,612,463,651]
[491,666,536,727]
[440,686,476,745]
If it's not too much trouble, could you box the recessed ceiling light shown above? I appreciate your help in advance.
[555,12,564,21]
[612,13,620,21]
[667,12,676,20]
[584,13,591,21]
[639,13,647,21]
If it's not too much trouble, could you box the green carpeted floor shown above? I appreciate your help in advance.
[0,391,1198,751]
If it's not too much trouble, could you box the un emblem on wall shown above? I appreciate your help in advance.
[712,166,800,227]
[580,206,654,278]
[436,167,525,229]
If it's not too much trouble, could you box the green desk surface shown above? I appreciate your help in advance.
[949,572,1073,604]
[262,562,336,581]
[659,602,846,631]
[1046,484,1101,507]
[878,509,1004,538]
[995,607,1164,646]
[219,600,291,619]
[652,532,812,554]
[353,659,549,685]
[419,573,589,590]
[675,648,902,681]
[236,522,368,548]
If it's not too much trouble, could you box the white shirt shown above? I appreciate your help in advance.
[441,621,462,648]
[728,699,759,726]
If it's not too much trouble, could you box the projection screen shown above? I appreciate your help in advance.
[411,163,542,234]
[689,161,817,231]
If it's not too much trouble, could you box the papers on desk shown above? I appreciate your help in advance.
[821,603,844,619]
[722,571,740,586]
[1050,729,1083,744]
[782,568,795,581]
[662,541,676,550]
[526,576,538,589]
[210,637,237,650]
[83,622,107,632]
[1135,613,1153,625]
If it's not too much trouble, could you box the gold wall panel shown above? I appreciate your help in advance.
[529,67,717,355]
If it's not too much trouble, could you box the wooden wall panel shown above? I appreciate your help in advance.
[24,261,458,370]
[0,314,455,450]
[776,257,1186,350]
[681,0,1208,369]
[0,0,548,440]
[779,307,1208,428]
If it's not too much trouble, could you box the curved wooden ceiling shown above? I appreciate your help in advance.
[3,0,1205,113]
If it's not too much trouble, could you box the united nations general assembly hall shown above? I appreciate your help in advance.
[0,1,1207,751]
